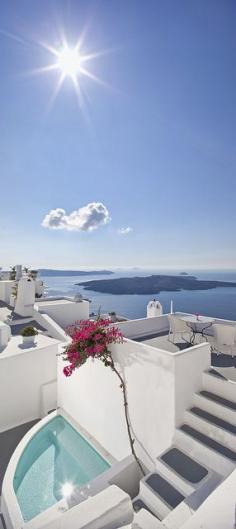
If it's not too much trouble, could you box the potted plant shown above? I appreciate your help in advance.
[109,311,117,323]
[20,326,38,344]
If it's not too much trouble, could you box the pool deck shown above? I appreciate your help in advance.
[0,419,39,493]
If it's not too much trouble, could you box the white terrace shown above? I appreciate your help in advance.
[56,313,236,529]
[0,272,236,529]
[118,311,236,379]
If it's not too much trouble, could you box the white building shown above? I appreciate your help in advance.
[0,268,235,529]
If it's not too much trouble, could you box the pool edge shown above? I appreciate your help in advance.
[1,408,117,529]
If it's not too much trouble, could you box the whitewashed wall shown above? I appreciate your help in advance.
[0,344,58,432]
[58,339,210,468]
[182,468,236,529]
[33,309,69,342]
[117,315,169,338]
[0,280,14,305]
[37,300,89,329]
[174,342,210,425]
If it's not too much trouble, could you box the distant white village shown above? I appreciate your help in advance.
[0,265,235,529]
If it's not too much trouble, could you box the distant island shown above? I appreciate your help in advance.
[78,274,236,295]
[39,269,114,277]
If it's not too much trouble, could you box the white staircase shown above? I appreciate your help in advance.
[132,508,164,529]
[132,370,236,529]
[184,407,235,450]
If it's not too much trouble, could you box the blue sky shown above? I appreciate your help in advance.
[1,0,235,269]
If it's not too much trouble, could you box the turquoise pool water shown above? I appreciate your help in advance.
[13,415,110,522]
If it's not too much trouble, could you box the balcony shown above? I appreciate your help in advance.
[118,313,236,380]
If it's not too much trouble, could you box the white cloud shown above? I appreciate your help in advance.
[42,203,111,232]
[118,226,133,235]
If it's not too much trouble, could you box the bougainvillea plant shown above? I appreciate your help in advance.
[62,318,144,475]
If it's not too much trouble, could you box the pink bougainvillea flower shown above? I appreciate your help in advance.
[63,319,123,376]
[63,365,74,377]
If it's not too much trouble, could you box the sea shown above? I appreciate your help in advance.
[41,269,236,321]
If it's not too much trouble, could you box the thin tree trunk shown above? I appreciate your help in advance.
[109,358,145,476]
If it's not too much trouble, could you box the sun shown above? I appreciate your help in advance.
[22,34,112,111]
[40,38,109,108]
[56,45,82,80]
[3,27,114,111]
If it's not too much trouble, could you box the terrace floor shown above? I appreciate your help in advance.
[0,332,60,357]
[0,302,11,323]
[134,331,189,353]
[134,331,236,369]
[0,301,33,324]
[36,298,74,306]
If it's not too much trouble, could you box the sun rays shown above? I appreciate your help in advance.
[0,22,118,119]
[31,36,110,110]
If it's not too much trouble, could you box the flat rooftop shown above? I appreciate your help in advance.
[0,301,40,323]
[0,299,61,355]
[0,301,12,322]
[0,333,60,358]
[36,298,75,306]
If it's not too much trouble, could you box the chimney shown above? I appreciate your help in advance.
[147,299,163,318]
[14,277,35,317]
[15,265,23,281]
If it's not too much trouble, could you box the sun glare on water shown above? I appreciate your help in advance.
[61,482,74,498]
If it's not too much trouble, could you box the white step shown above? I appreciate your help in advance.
[194,392,236,425]
[183,471,222,512]
[164,471,222,529]
[155,458,194,497]
[202,372,236,403]
[132,495,158,519]
[184,409,236,450]
[163,502,192,529]
[132,509,164,529]
[174,428,234,477]
[139,478,171,520]
[139,472,186,521]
